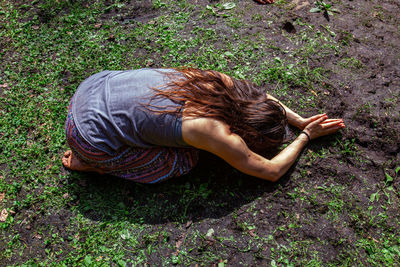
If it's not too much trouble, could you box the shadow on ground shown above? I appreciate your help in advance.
[66,151,292,224]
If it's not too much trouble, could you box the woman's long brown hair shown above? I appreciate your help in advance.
[151,68,288,152]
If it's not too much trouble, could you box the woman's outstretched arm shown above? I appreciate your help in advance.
[266,94,325,130]
[182,115,344,182]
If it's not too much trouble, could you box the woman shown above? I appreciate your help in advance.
[62,68,344,183]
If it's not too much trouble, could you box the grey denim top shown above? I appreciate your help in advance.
[72,69,189,154]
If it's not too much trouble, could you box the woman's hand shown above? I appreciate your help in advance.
[298,114,327,130]
[303,115,345,140]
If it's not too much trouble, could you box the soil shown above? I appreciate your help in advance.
[1,0,400,265]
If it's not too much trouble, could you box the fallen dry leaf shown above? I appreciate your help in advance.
[205,237,216,246]
[175,239,183,249]
[0,193,4,201]
[34,234,42,239]
[63,193,70,199]
[311,90,318,96]
[94,23,102,28]
[249,229,255,237]
[206,228,214,238]
[46,164,53,170]
[0,83,8,88]
[172,249,180,256]
[107,34,115,41]
[32,25,40,30]
[146,59,154,67]
[175,233,185,249]
[185,220,192,228]
[0,209,8,222]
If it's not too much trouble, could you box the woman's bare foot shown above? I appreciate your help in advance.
[62,150,105,174]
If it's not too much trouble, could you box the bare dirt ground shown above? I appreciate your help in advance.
[1,0,399,265]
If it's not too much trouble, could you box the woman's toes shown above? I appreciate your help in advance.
[62,150,76,169]
[61,150,104,174]
[62,156,70,168]
[64,150,71,157]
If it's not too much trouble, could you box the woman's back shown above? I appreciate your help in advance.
[72,69,189,154]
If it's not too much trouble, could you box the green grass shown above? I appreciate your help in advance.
[0,0,399,266]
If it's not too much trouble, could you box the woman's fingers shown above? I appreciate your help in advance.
[310,114,326,121]
[303,115,346,139]
[320,120,344,129]
[310,115,328,125]
[320,121,345,135]
[320,119,342,124]
[300,114,328,129]
[302,115,345,139]
[324,124,344,135]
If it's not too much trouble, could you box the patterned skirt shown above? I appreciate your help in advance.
[65,100,199,183]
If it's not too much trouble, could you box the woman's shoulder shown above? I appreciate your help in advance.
[182,117,243,150]
[182,116,228,134]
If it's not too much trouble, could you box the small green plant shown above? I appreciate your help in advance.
[152,0,167,9]
[370,166,399,203]
[385,166,400,183]
[206,2,236,17]
[310,1,339,16]
[336,138,358,157]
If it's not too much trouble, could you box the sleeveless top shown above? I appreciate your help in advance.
[72,68,189,154]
